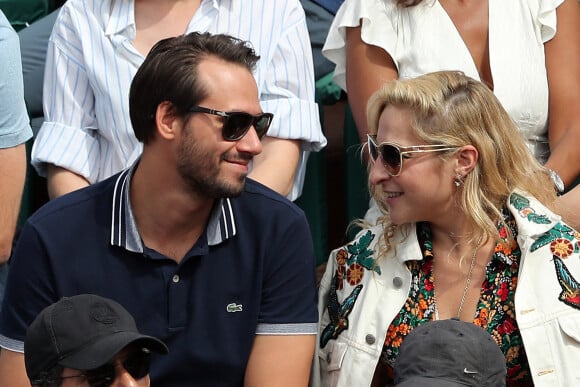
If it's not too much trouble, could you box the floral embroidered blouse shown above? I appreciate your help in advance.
[379,213,533,386]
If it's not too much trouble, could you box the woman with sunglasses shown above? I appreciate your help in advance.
[312,71,580,387]
[322,0,580,228]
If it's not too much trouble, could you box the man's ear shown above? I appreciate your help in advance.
[455,145,478,176]
[154,101,181,140]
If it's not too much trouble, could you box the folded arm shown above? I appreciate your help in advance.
[33,6,100,199]
[46,164,90,199]
[255,4,325,200]
[249,137,301,197]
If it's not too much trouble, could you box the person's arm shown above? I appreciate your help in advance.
[0,349,28,387]
[0,15,33,262]
[0,215,62,385]
[345,25,398,143]
[246,198,318,386]
[249,137,301,197]
[46,164,90,199]
[554,184,580,230]
[244,334,315,387]
[31,4,100,199]
[543,0,580,187]
[0,144,27,263]
[255,2,325,200]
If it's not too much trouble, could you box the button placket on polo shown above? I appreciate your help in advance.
[166,266,188,329]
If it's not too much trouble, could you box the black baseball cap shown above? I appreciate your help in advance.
[394,319,506,386]
[24,294,168,384]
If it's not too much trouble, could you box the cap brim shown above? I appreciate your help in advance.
[396,376,469,387]
[59,331,168,371]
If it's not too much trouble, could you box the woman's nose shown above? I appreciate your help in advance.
[368,158,392,186]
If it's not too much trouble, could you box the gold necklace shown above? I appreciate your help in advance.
[433,235,484,320]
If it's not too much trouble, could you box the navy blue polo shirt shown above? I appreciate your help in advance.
[0,166,318,386]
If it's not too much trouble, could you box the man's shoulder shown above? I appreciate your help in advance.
[240,179,305,217]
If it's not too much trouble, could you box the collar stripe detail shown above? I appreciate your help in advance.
[110,167,237,250]
[110,169,130,246]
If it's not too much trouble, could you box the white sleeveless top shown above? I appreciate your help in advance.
[323,0,564,163]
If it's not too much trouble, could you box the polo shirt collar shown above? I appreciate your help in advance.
[110,164,237,253]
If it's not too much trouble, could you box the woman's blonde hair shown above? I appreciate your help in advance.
[366,71,556,243]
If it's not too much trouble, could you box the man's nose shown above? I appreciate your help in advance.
[236,125,263,156]
[110,368,149,387]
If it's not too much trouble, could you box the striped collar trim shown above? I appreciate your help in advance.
[110,166,237,253]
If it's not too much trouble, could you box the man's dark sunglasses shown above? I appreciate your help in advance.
[57,348,150,387]
[188,105,273,141]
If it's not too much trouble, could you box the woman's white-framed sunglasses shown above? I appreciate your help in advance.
[367,135,459,176]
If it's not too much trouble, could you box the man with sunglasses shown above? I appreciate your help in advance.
[0,32,318,386]
[25,294,168,387]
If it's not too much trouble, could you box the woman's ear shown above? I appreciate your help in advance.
[455,145,478,176]
[154,101,180,140]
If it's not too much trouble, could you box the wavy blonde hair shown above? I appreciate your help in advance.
[365,71,557,245]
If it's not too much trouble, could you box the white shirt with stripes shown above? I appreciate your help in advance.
[32,0,326,201]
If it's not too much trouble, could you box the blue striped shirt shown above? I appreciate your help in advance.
[32,0,326,200]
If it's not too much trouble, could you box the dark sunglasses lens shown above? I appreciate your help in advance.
[222,113,253,140]
[85,365,115,387]
[223,113,271,140]
[380,144,402,175]
[123,351,151,380]
[254,114,272,138]
[84,351,150,387]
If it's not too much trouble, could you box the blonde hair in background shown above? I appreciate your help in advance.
[365,71,557,246]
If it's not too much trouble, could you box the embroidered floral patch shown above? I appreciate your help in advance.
[320,274,363,348]
[334,231,379,289]
[553,256,580,310]
[346,263,364,286]
[551,238,575,259]
[346,230,380,274]
[320,231,379,347]
[531,222,578,254]
[336,265,346,291]
[510,193,550,224]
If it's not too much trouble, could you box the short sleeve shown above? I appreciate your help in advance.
[322,0,399,91]
[530,0,566,43]
[0,221,58,352]
[256,207,318,334]
[0,13,33,148]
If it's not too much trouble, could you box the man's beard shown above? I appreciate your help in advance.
[176,135,248,198]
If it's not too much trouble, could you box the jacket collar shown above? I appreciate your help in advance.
[506,189,562,241]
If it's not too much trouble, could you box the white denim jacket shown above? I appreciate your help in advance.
[312,191,580,387]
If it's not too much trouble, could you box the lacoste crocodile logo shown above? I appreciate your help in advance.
[226,303,243,313]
